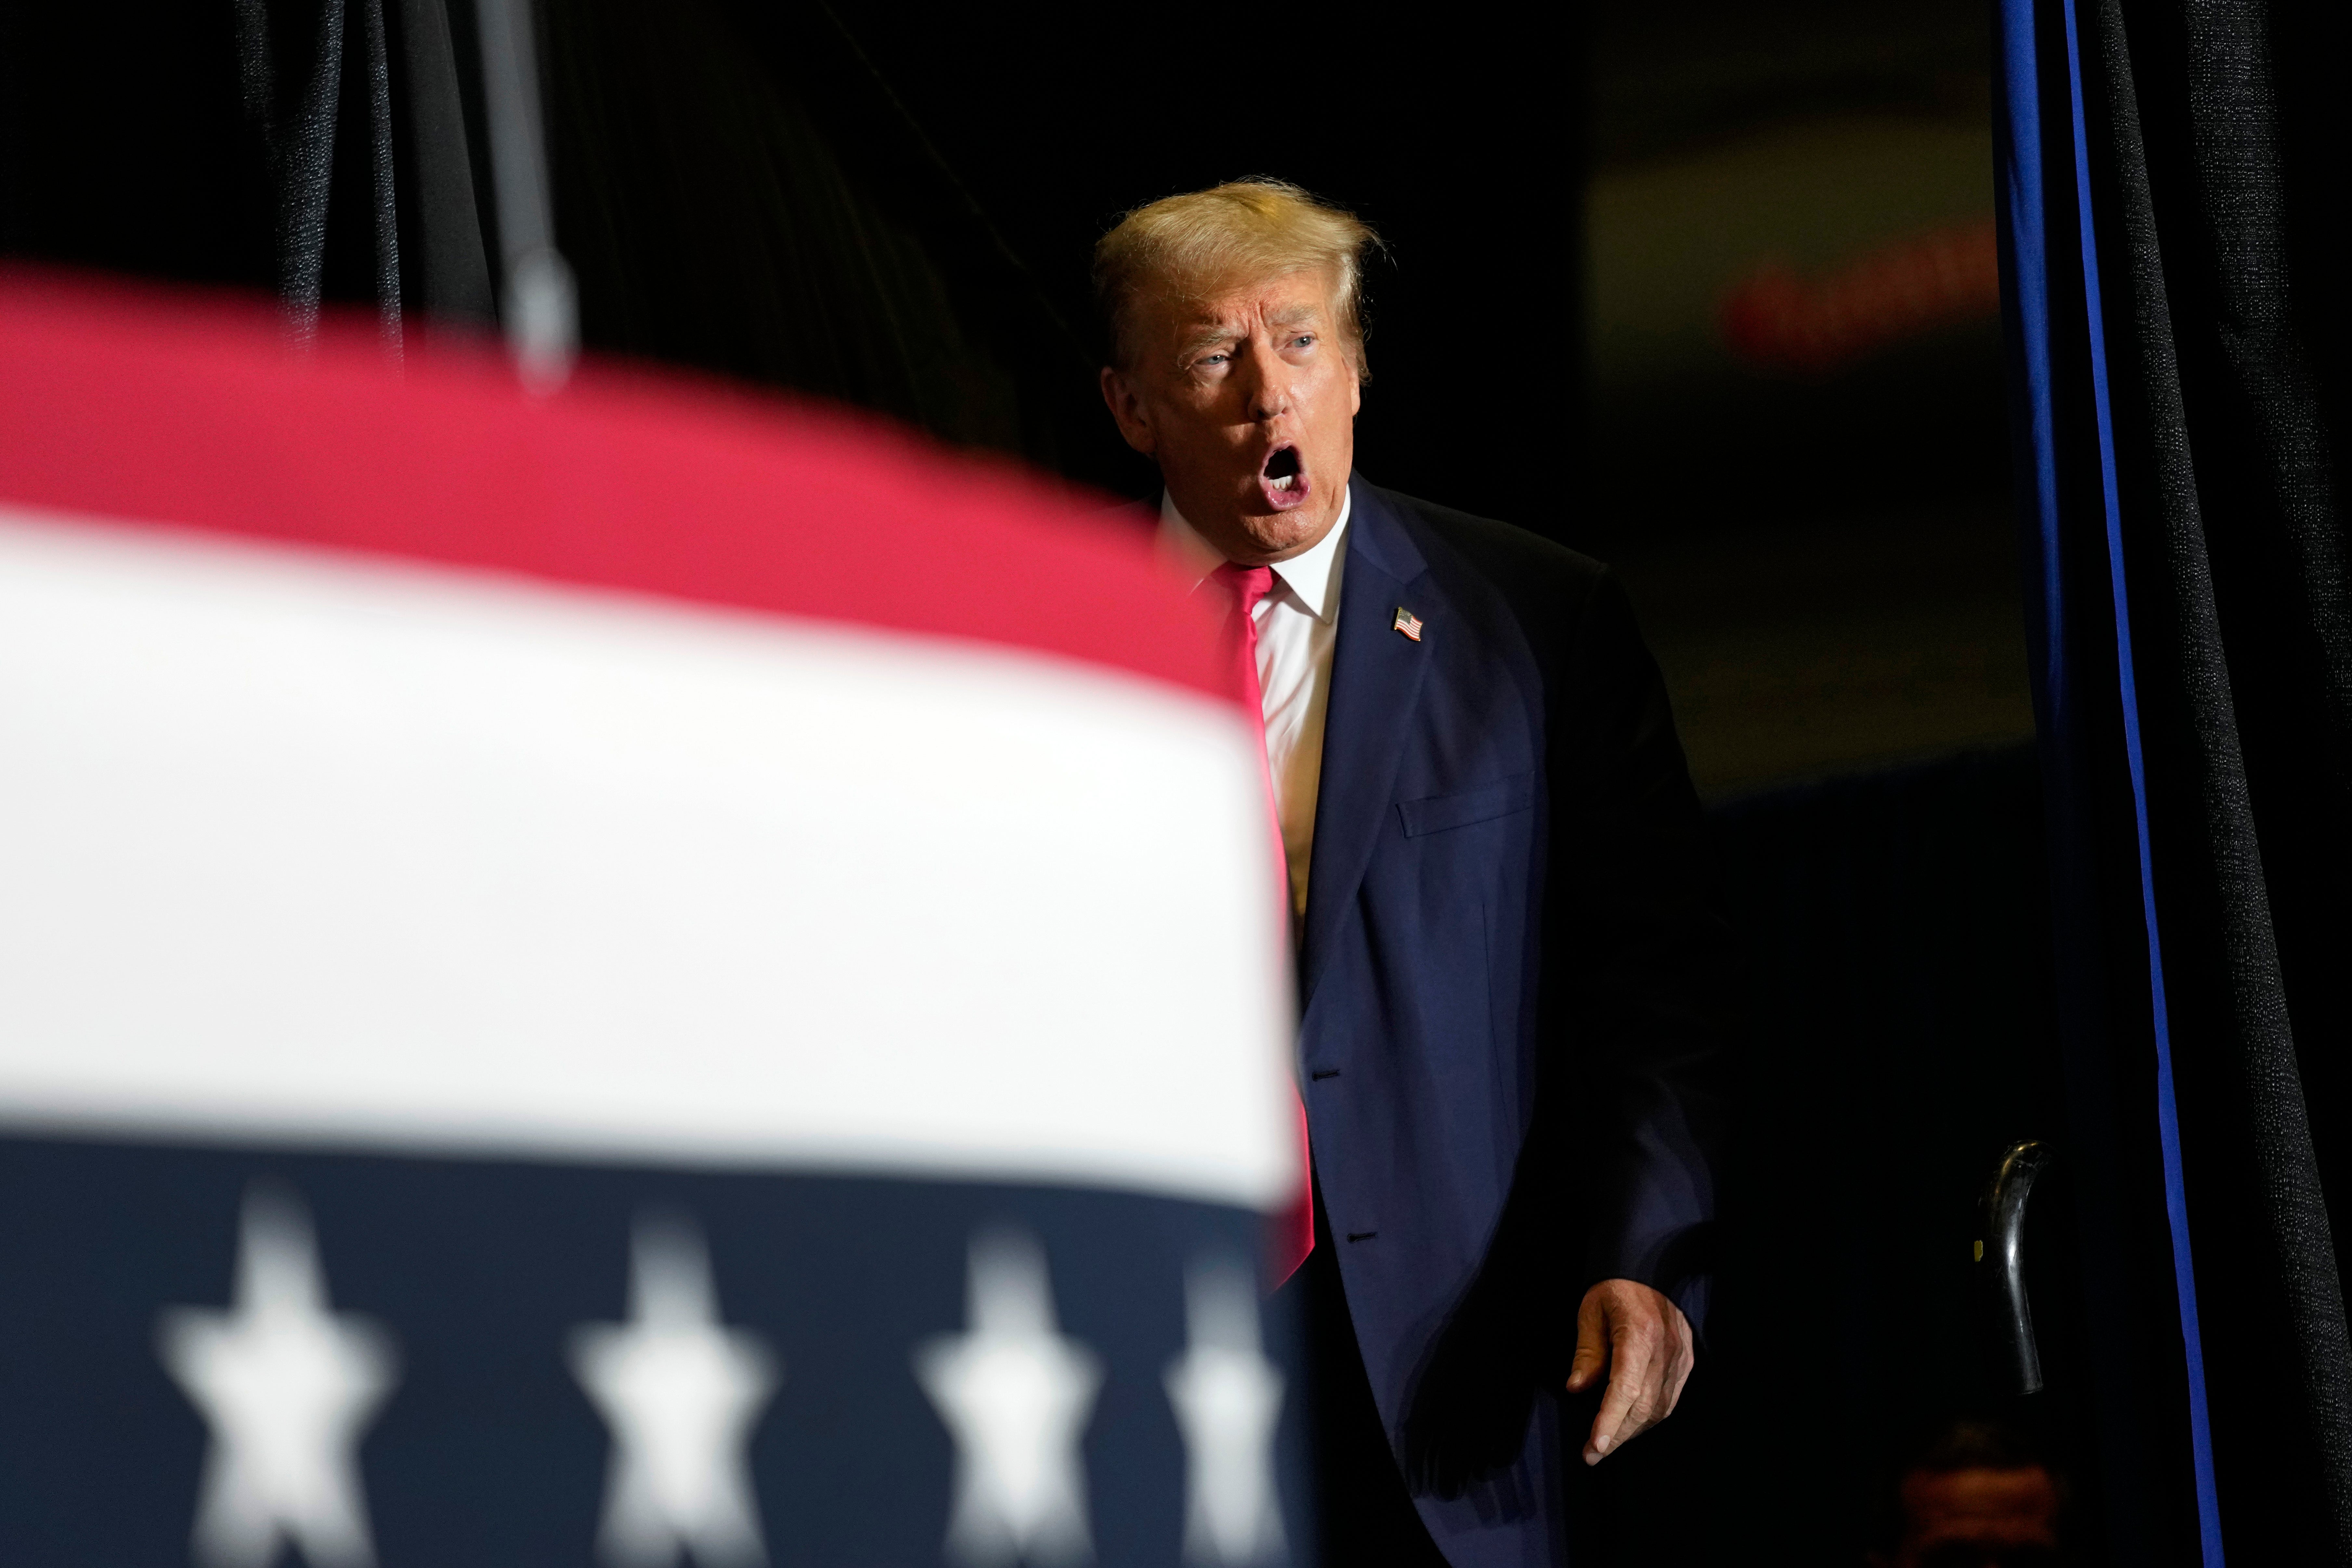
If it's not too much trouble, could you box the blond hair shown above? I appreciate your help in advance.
[1093,178,1380,379]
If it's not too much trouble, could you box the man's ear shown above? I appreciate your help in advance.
[1099,366,1157,457]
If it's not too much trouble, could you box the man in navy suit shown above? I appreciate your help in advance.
[1097,180,1728,1564]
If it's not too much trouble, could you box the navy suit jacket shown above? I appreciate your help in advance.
[1299,478,1728,1564]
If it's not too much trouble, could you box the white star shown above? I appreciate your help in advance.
[569,1213,780,1568]
[1163,1261,1288,1565]
[915,1228,1104,1566]
[157,1183,399,1568]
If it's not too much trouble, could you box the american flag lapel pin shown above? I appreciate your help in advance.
[1393,606,1424,641]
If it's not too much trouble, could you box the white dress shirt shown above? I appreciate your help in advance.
[1161,487,1352,926]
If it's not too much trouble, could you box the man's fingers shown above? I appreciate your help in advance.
[1570,1280,1698,1464]
[1564,1285,1609,1393]
[1583,1323,1656,1464]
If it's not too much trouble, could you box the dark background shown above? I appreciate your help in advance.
[0,0,2082,1560]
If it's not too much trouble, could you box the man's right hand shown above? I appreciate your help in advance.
[1565,1277,1695,1465]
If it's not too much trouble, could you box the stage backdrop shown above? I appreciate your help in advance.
[1998,0,2352,1559]
[0,274,1310,1567]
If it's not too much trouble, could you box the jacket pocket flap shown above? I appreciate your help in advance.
[1396,772,1537,837]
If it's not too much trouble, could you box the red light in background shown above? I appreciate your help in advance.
[1720,218,2002,377]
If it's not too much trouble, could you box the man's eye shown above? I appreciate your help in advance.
[1292,335,1316,349]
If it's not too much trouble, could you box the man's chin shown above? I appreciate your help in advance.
[1233,506,1335,561]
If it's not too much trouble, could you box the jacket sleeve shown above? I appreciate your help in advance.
[1542,568,1733,1317]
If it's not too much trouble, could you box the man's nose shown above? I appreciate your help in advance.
[1241,344,1292,422]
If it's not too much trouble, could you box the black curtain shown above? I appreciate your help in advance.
[1999,0,2352,1558]
[532,0,1092,467]
[0,0,491,331]
[0,0,1080,467]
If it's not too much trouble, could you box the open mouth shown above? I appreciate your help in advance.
[1262,445,1305,496]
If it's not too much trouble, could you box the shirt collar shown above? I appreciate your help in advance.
[1157,484,1353,626]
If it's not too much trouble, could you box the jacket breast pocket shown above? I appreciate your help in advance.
[1395,771,1537,838]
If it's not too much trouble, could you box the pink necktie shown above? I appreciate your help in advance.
[1212,563,1315,1284]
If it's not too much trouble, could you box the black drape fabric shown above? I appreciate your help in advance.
[231,0,348,325]
[3,0,1084,463]
[530,0,1089,465]
[2087,2,2352,1549]
[2013,0,2352,1557]
[357,0,401,339]
[230,0,404,338]
[393,0,495,322]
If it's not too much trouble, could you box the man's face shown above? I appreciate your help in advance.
[1879,1466,2062,1568]
[1099,268,1360,566]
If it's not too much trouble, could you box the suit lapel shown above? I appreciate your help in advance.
[1298,481,1433,1007]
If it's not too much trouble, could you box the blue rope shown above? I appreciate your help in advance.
[1998,0,2063,713]
[2050,0,2226,1556]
